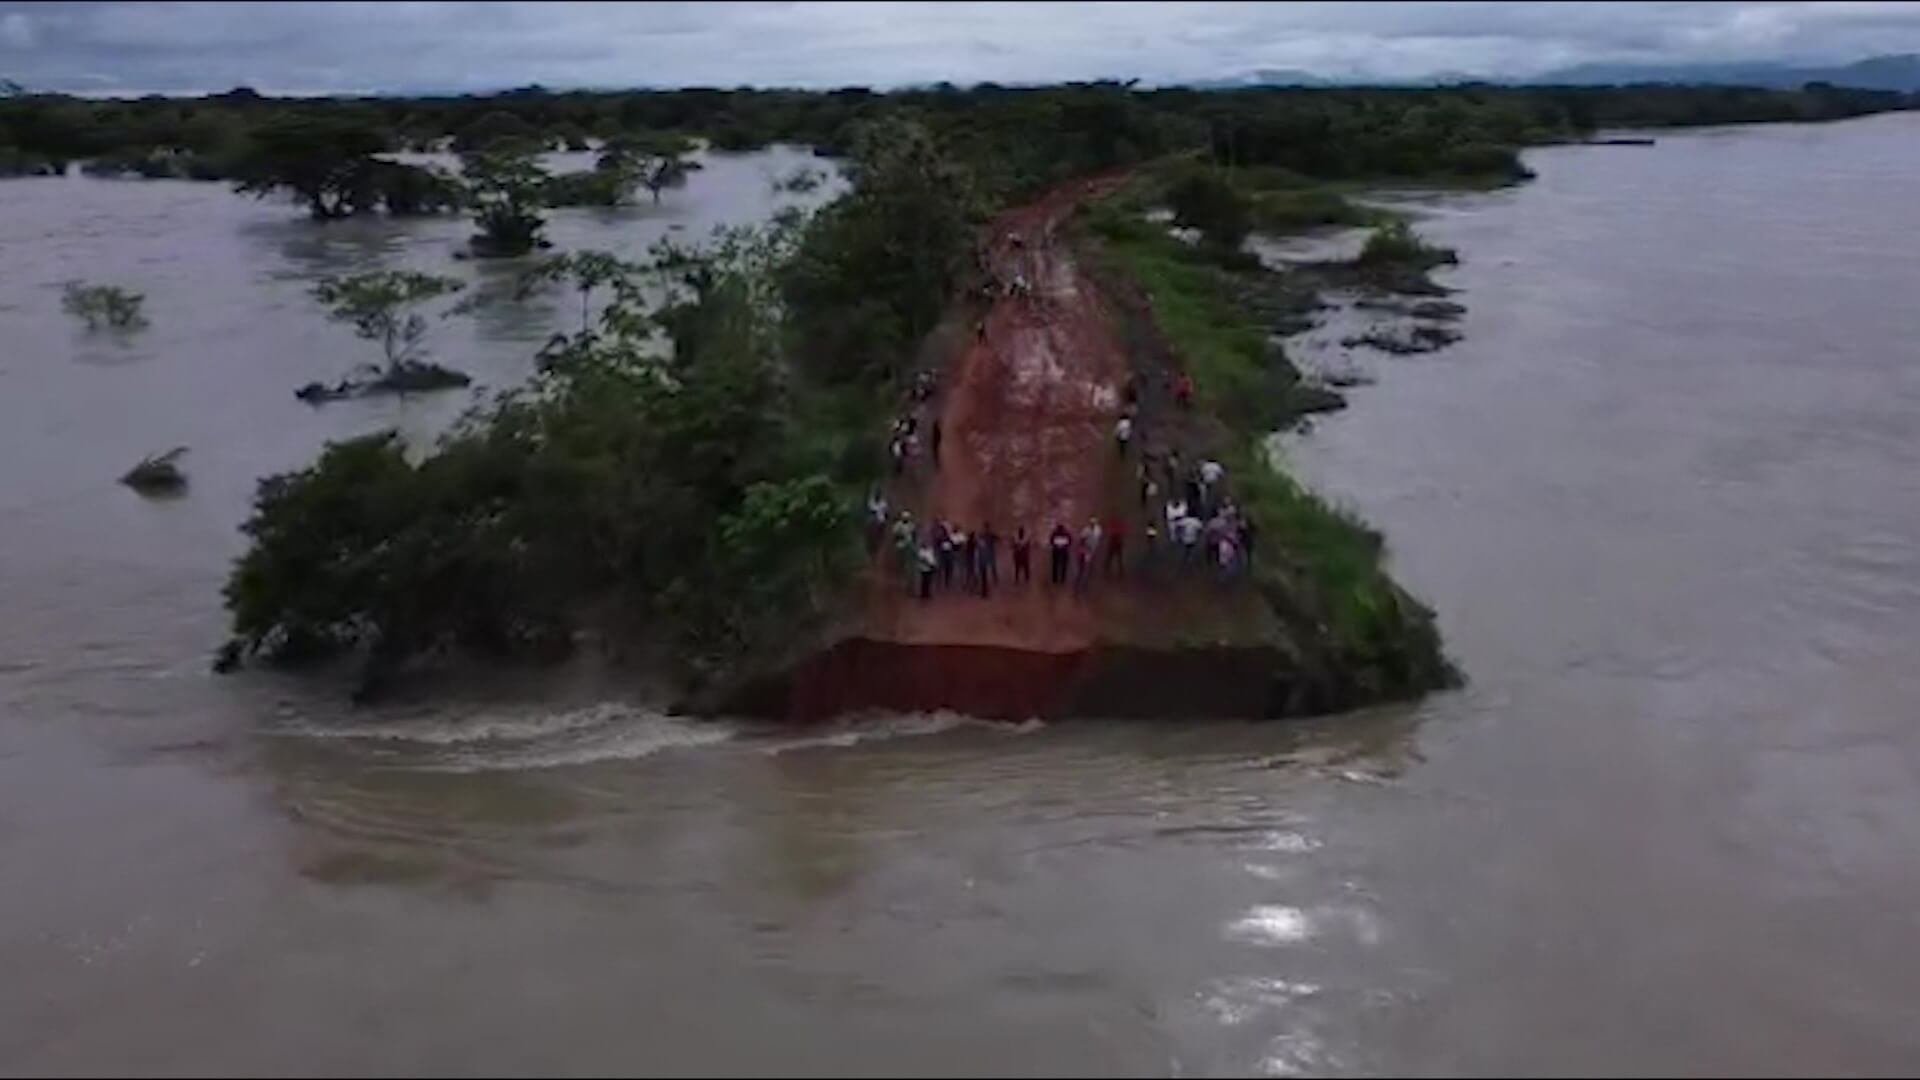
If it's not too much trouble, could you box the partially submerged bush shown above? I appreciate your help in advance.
[1341,324,1462,355]
[1356,221,1457,270]
[62,282,148,331]
[1250,188,1374,233]
[0,147,63,177]
[304,270,469,401]
[461,143,550,257]
[1165,166,1251,250]
[223,124,971,694]
[774,166,825,194]
[372,361,472,393]
[121,447,188,495]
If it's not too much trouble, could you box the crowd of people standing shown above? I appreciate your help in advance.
[867,428,1258,604]
[866,222,1258,607]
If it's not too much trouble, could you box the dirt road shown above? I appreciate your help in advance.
[871,178,1137,651]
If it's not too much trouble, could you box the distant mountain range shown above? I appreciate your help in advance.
[1532,53,1920,90]
[1180,54,1920,92]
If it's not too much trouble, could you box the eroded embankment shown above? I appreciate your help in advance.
[708,176,1454,721]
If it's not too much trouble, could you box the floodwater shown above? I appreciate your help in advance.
[5,116,1920,1076]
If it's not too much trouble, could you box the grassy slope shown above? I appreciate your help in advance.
[1077,180,1457,703]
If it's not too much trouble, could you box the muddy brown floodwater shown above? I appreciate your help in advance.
[7,117,1920,1076]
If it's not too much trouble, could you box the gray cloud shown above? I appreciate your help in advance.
[2,1,1919,95]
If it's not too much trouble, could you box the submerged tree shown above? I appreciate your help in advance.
[460,143,551,257]
[368,159,463,216]
[230,115,388,221]
[121,447,189,496]
[617,134,703,204]
[306,270,469,398]
[61,281,148,331]
[517,250,648,337]
[222,217,872,693]
[546,134,702,208]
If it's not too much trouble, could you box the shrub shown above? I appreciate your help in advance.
[1356,221,1457,269]
[1165,167,1251,250]
[62,282,148,331]
[121,447,188,495]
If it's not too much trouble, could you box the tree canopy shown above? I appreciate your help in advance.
[5,80,1909,211]
[222,117,978,693]
[460,142,551,256]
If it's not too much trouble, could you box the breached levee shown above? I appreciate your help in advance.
[696,175,1457,723]
[712,639,1407,722]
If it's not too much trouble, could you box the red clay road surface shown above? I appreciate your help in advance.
[868,177,1137,652]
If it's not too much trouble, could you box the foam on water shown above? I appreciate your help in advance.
[760,710,1034,755]
[1227,905,1315,946]
[273,701,649,746]
[272,703,1039,773]
[432,712,740,773]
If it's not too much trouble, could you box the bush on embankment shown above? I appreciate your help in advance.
[1082,193,1456,702]
[221,117,975,697]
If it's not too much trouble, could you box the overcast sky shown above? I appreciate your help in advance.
[4,1,1920,96]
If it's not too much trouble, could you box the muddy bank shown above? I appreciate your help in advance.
[709,636,1421,721]
[702,177,1456,723]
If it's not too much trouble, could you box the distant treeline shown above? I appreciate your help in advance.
[3,80,1910,194]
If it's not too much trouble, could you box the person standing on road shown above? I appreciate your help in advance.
[978,522,1000,597]
[1238,513,1258,572]
[1104,516,1127,578]
[1114,414,1133,457]
[1012,525,1032,585]
[893,512,917,590]
[961,526,979,592]
[1216,533,1240,585]
[916,540,937,600]
[1049,523,1072,585]
[1199,457,1225,503]
[1177,512,1203,566]
[938,521,958,590]
[1076,518,1102,593]
[865,488,890,556]
[930,419,943,468]
[1203,513,1225,567]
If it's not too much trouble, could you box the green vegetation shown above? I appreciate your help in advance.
[459,142,552,256]
[123,75,1906,702]
[545,133,702,207]
[1083,191,1454,698]
[228,114,457,220]
[625,133,703,203]
[1248,186,1379,231]
[303,271,470,400]
[121,447,188,496]
[7,80,1907,218]
[61,281,147,331]
[0,145,61,176]
[1166,165,1252,250]
[1357,220,1458,269]
[222,118,972,694]
[517,250,648,336]
[782,115,977,383]
[774,166,826,194]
